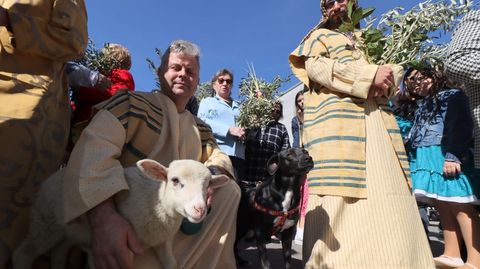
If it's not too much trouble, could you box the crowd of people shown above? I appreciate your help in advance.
[0,0,478,268]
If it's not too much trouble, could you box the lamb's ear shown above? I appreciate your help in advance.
[266,154,279,175]
[136,159,168,182]
[209,175,230,189]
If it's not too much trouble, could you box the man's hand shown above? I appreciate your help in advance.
[229,126,246,141]
[443,160,461,178]
[0,7,9,27]
[87,199,144,269]
[206,186,215,208]
[370,65,394,98]
[95,74,112,91]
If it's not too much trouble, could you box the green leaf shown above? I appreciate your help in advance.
[362,7,375,18]
[347,1,354,19]
[351,8,364,25]
[338,23,354,33]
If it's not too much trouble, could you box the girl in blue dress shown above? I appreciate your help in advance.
[401,65,480,269]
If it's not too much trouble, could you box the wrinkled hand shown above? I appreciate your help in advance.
[95,74,112,91]
[88,199,144,269]
[370,65,394,99]
[443,161,461,178]
[206,186,215,208]
[229,126,246,141]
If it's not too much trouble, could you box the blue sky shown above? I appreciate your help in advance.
[86,0,436,97]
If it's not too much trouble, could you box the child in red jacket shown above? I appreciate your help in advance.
[69,43,135,144]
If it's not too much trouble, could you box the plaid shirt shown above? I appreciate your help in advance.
[446,10,480,168]
[243,121,290,181]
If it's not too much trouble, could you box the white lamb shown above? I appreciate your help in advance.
[12,159,230,269]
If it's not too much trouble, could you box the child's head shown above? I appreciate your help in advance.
[101,43,132,71]
[402,64,445,99]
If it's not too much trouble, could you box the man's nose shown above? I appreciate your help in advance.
[178,67,186,77]
[332,1,341,10]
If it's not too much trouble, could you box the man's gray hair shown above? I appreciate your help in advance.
[159,40,201,71]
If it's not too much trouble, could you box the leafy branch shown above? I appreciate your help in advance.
[236,64,290,129]
[76,39,120,75]
[338,0,475,67]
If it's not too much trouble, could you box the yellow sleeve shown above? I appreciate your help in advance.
[305,57,378,99]
[63,109,129,223]
[1,0,88,61]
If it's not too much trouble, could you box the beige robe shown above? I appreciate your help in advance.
[63,91,240,268]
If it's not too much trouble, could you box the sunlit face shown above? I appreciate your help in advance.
[159,52,200,104]
[213,74,233,100]
[407,70,433,97]
[325,0,348,26]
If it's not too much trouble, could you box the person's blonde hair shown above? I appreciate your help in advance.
[101,43,132,70]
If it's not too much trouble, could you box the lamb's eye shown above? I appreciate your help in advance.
[171,177,184,188]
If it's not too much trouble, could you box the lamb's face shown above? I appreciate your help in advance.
[167,160,213,223]
[136,159,231,224]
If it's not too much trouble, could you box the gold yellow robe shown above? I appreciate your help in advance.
[0,0,87,266]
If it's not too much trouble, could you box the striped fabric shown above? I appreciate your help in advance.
[97,90,221,167]
[289,28,409,198]
[303,99,434,268]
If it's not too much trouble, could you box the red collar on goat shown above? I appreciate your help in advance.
[252,193,299,235]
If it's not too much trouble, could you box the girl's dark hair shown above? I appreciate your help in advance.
[397,63,448,122]
[294,90,303,110]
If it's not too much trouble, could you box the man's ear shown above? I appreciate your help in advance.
[136,159,168,182]
[266,154,279,175]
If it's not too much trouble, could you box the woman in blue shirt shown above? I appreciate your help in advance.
[198,69,245,180]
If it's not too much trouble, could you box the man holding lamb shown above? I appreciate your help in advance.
[62,40,240,269]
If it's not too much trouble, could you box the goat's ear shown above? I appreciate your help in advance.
[209,175,230,189]
[136,159,168,182]
[266,154,279,175]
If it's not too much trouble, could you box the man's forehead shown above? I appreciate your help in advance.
[168,53,199,66]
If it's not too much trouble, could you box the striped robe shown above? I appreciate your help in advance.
[289,28,409,198]
[62,91,239,269]
[289,27,434,268]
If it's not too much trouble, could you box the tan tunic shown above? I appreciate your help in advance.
[63,91,239,268]
[0,0,87,265]
[289,27,434,268]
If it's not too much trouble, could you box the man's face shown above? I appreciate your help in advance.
[271,104,282,121]
[159,52,200,104]
[325,0,348,26]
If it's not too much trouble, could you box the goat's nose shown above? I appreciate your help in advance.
[194,206,205,216]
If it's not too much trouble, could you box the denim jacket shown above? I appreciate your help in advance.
[291,116,302,148]
[198,96,245,159]
[409,89,473,162]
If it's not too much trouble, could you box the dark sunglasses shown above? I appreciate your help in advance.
[325,0,346,9]
[217,78,232,85]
